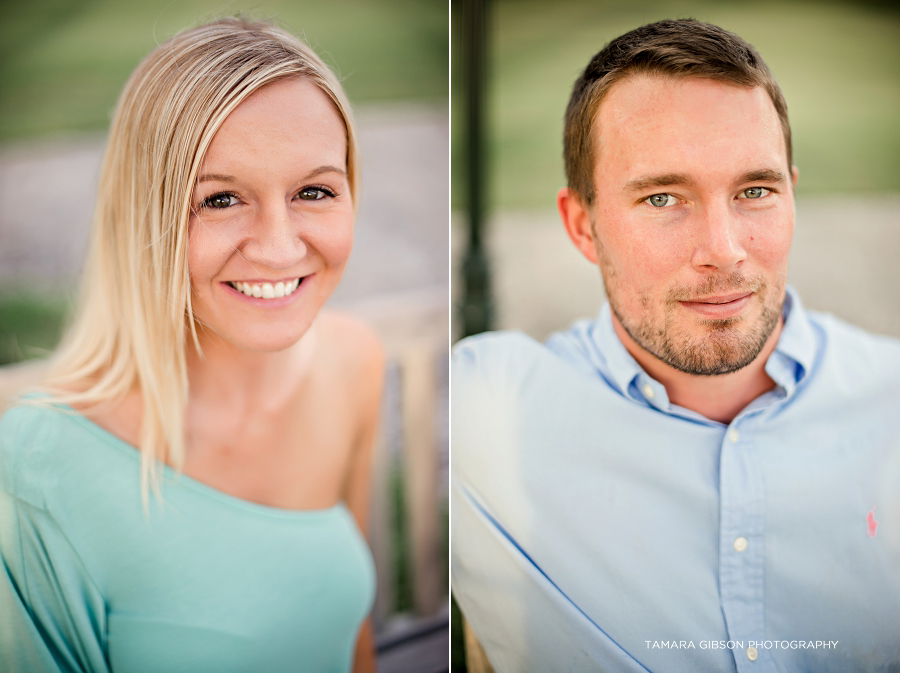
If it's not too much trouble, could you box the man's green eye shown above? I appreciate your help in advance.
[740,187,770,199]
[646,194,676,208]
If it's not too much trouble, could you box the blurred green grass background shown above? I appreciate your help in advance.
[452,0,900,211]
[0,0,447,142]
[0,295,68,366]
[0,0,447,365]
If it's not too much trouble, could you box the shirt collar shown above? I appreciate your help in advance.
[763,288,817,397]
[546,286,818,413]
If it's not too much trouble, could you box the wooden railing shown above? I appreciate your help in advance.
[339,286,448,627]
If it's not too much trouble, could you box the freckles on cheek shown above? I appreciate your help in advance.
[186,224,205,282]
[187,243,230,292]
[624,233,678,276]
[319,227,355,265]
[749,227,792,268]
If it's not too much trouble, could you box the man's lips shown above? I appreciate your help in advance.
[679,292,753,319]
[684,292,753,305]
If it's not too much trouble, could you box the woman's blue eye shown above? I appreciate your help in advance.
[203,193,237,209]
[646,193,676,208]
[740,187,771,199]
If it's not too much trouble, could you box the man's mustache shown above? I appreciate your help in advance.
[668,271,763,303]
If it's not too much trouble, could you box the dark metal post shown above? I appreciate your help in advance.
[461,0,492,337]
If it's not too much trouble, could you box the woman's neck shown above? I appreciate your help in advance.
[185,320,319,415]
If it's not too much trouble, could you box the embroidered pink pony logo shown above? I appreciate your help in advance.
[866,506,879,538]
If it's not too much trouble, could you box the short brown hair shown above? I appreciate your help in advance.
[564,19,792,205]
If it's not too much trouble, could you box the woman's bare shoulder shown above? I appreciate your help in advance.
[71,388,142,450]
[311,311,385,433]
[316,310,385,374]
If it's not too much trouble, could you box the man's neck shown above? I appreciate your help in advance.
[611,316,783,424]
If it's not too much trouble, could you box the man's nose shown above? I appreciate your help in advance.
[690,202,746,272]
[243,202,308,269]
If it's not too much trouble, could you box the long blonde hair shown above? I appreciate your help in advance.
[41,17,358,498]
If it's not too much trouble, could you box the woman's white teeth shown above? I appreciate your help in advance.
[230,278,300,299]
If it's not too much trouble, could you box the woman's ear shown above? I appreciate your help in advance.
[557,187,599,265]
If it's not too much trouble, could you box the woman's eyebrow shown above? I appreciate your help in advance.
[196,165,346,184]
[304,165,346,179]
[197,173,236,184]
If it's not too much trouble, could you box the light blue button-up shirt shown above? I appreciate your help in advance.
[451,289,900,672]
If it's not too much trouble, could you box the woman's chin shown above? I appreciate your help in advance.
[195,322,315,355]
[239,336,308,354]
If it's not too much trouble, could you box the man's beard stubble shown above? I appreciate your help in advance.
[605,269,785,377]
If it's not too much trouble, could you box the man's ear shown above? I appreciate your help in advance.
[791,165,799,188]
[557,187,599,264]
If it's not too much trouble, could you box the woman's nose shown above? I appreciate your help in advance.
[242,203,308,269]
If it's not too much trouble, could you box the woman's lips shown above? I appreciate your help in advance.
[227,277,300,299]
[220,275,312,307]
[679,292,753,319]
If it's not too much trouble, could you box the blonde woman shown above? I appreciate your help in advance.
[0,18,383,672]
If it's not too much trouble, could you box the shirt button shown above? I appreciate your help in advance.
[733,536,748,552]
[746,646,759,661]
[642,383,655,399]
[728,428,740,443]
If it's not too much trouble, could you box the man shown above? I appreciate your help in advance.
[452,19,900,672]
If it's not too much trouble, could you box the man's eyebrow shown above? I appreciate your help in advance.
[625,173,695,192]
[196,165,347,184]
[736,168,787,185]
[624,169,788,193]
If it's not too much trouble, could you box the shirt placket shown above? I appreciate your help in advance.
[718,410,775,672]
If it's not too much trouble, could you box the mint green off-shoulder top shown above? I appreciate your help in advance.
[0,402,375,673]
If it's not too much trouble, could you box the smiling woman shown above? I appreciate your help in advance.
[188,78,355,355]
[0,18,383,673]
